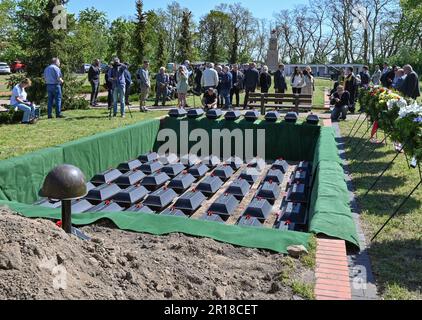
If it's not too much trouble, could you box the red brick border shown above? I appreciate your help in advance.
[315,238,351,300]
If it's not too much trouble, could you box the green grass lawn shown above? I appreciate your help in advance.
[339,120,422,300]
[0,109,166,160]
[0,74,9,93]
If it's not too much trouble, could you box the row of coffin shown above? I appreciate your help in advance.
[35,153,312,231]
[169,108,320,124]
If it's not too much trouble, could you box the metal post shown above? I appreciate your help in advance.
[126,102,133,118]
[363,144,405,198]
[347,114,368,144]
[347,111,364,137]
[350,124,372,150]
[61,199,72,233]
[371,179,422,242]
[353,134,389,171]
[353,131,387,162]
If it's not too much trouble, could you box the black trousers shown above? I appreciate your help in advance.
[107,88,113,109]
[90,80,99,105]
[292,88,302,94]
[230,87,240,108]
[243,88,255,108]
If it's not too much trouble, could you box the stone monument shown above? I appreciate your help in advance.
[266,29,279,72]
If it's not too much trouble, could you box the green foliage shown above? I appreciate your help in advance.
[5,72,26,89]
[0,108,23,124]
[392,114,422,161]
[155,30,167,69]
[109,18,135,63]
[74,7,110,63]
[198,10,232,63]
[387,49,422,75]
[359,86,422,161]
[177,11,193,63]
[133,0,146,66]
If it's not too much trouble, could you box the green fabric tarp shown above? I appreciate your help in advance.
[0,147,64,204]
[0,200,310,254]
[0,116,360,251]
[60,119,160,183]
[309,127,360,249]
[312,126,343,174]
[0,119,160,204]
[157,117,321,161]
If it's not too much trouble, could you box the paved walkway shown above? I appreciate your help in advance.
[314,114,378,300]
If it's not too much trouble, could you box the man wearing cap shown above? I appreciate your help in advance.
[107,57,127,117]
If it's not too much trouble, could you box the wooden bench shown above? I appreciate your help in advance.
[248,93,313,114]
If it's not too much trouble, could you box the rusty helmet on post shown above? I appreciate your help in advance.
[40,164,87,200]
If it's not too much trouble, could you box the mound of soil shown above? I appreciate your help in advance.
[0,207,312,300]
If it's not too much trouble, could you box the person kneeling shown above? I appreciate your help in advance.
[330,85,350,122]
[202,87,218,111]
[10,78,37,124]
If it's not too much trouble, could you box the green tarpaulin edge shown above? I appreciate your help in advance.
[0,119,161,204]
[0,200,310,254]
[158,117,321,161]
[309,127,360,249]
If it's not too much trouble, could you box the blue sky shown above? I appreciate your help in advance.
[67,0,309,21]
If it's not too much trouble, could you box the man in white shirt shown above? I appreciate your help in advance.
[201,63,219,92]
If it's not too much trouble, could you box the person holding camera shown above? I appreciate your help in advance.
[108,57,127,117]
[330,85,350,122]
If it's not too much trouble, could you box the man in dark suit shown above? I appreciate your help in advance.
[344,67,358,113]
[359,66,371,88]
[88,59,101,106]
[274,64,287,94]
[243,62,259,109]
[230,64,244,109]
[381,65,397,88]
[400,65,421,99]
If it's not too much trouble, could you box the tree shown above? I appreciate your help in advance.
[75,7,109,63]
[198,10,231,62]
[133,0,147,66]
[16,0,87,108]
[155,29,167,68]
[217,3,256,64]
[109,18,134,63]
[156,1,185,62]
[177,10,193,63]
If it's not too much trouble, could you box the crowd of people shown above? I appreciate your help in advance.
[7,56,420,124]
[85,59,317,116]
[330,63,420,122]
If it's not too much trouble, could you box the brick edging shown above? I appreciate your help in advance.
[315,238,352,300]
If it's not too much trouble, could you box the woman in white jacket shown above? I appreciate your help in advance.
[291,67,305,94]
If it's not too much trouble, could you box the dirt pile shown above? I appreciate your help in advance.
[0,207,313,300]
